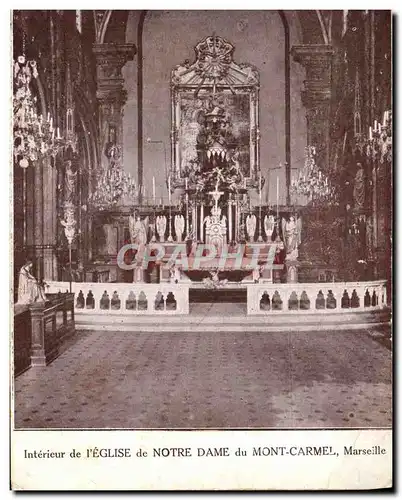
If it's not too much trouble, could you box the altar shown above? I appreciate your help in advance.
[87,34,303,287]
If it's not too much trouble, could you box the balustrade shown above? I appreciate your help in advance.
[246,280,388,315]
[45,282,190,315]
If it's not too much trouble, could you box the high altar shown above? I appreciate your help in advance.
[90,35,301,285]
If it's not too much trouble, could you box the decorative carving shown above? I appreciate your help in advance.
[204,204,227,253]
[172,34,259,88]
[61,205,77,245]
[292,45,334,172]
[93,44,136,105]
[171,36,260,185]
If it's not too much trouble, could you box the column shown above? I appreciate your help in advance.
[92,43,137,170]
[30,302,46,366]
[291,45,334,173]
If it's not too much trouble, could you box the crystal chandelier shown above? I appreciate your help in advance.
[291,146,336,205]
[13,55,65,168]
[356,110,392,163]
[90,145,137,210]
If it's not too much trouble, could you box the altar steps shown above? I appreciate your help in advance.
[74,308,390,333]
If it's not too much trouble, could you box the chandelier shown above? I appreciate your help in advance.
[356,110,392,163]
[291,146,336,205]
[90,145,137,209]
[13,55,65,168]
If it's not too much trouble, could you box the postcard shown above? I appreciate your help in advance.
[11,9,392,491]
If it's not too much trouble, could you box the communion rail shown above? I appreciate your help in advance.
[247,280,388,315]
[45,282,190,315]
[45,280,388,319]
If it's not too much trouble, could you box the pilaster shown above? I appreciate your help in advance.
[92,43,136,168]
[291,45,334,172]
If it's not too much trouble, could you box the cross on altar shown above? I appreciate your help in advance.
[209,187,225,209]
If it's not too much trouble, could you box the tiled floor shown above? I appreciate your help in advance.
[13,327,392,429]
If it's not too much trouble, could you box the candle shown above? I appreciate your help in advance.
[168,176,171,204]
[185,177,188,190]
[152,176,156,203]
[374,119,378,131]
[383,111,387,127]
[243,178,247,189]
[276,176,279,219]
[369,126,372,141]
[57,127,61,139]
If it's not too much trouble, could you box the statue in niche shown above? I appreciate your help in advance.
[64,160,77,205]
[174,214,185,242]
[17,259,46,304]
[353,162,365,210]
[246,214,257,242]
[156,215,167,242]
[282,215,302,261]
[264,214,275,242]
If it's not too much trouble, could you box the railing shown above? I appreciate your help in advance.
[45,282,190,315]
[46,280,387,318]
[246,281,388,315]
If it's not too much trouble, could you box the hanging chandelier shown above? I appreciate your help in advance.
[13,55,65,168]
[90,145,138,210]
[356,110,392,164]
[291,146,336,205]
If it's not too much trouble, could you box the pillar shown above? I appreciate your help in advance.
[92,43,136,170]
[29,302,46,366]
[291,45,334,173]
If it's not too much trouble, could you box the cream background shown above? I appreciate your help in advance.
[12,429,392,490]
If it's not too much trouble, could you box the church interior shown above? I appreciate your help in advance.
[13,10,392,429]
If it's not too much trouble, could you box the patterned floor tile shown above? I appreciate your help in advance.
[13,328,392,429]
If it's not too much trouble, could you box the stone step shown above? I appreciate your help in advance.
[75,309,390,332]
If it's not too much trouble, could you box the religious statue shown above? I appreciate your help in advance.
[174,214,185,242]
[246,214,257,243]
[264,215,275,242]
[17,260,46,304]
[156,215,167,242]
[353,162,365,210]
[169,264,181,284]
[64,160,77,205]
[281,215,302,261]
[202,270,228,289]
[129,212,148,247]
[252,265,262,283]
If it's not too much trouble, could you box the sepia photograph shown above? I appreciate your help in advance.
[11,9,392,490]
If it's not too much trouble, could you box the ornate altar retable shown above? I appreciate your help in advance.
[90,35,302,286]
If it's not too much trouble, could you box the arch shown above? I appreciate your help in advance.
[136,10,293,197]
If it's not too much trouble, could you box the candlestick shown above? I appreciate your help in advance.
[276,176,279,221]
